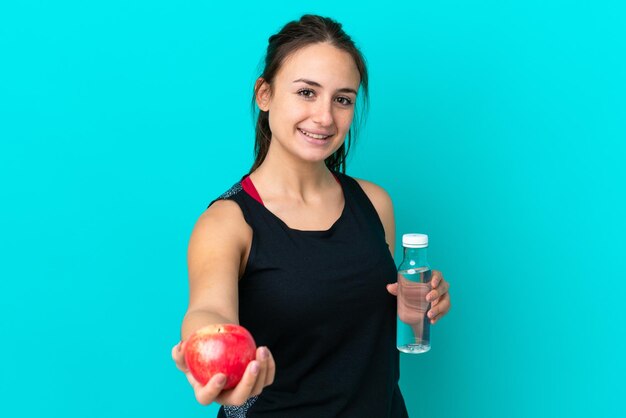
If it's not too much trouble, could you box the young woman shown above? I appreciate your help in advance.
[172,14,451,417]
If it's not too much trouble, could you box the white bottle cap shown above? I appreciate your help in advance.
[402,233,428,248]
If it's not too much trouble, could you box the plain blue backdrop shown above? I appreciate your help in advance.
[1,1,624,417]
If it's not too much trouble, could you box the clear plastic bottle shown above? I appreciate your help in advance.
[396,233,432,354]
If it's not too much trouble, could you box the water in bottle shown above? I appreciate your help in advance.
[397,233,432,354]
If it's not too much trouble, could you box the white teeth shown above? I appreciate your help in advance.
[299,129,330,140]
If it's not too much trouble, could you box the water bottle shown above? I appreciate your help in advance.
[396,233,432,354]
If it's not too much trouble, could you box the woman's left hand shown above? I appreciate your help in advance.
[386,269,451,324]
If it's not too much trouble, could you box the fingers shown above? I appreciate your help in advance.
[264,347,276,387]
[428,292,451,324]
[172,341,188,372]
[425,271,451,324]
[426,282,448,303]
[175,338,276,407]
[427,272,449,303]
[173,340,220,404]
[217,346,276,406]
[250,347,270,396]
[386,282,398,296]
[431,270,444,288]
[194,373,229,405]
[217,359,262,406]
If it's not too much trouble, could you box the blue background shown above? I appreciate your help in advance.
[1,1,624,417]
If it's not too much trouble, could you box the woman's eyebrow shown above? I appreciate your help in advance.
[293,78,357,95]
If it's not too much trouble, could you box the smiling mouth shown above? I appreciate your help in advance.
[298,128,333,140]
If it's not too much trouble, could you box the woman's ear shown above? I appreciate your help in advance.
[255,78,271,111]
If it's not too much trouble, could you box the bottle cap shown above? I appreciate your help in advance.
[402,233,428,248]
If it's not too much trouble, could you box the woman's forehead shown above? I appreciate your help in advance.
[275,43,361,89]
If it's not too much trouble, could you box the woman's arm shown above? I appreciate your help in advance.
[356,178,451,325]
[173,199,275,405]
[182,199,249,339]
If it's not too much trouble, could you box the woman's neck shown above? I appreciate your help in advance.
[250,144,337,202]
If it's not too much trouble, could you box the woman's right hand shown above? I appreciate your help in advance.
[171,340,276,406]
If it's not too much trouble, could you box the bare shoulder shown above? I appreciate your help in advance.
[354,178,396,252]
[354,178,394,211]
[188,199,252,284]
[195,199,249,230]
[189,199,251,253]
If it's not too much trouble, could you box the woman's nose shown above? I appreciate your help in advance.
[312,100,333,127]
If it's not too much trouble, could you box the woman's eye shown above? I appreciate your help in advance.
[298,89,314,98]
[336,97,353,106]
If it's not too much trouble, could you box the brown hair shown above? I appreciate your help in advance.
[250,14,369,173]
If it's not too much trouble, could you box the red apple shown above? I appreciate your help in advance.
[184,324,257,389]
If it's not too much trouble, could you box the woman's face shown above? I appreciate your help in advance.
[258,42,361,166]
